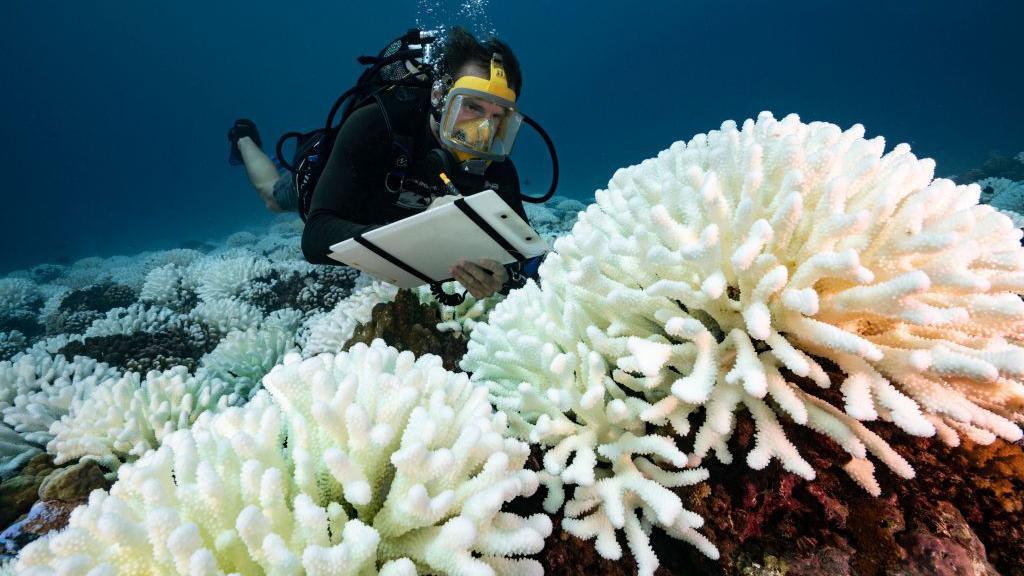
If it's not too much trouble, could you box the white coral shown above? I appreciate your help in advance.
[188,297,265,335]
[0,352,120,445]
[0,278,39,314]
[0,421,42,478]
[191,254,272,302]
[17,340,551,575]
[140,263,185,305]
[462,113,1024,572]
[416,281,503,336]
[300,282,399,356]
[83,303,182,338]
[197,325,296,399]
[977,176,1024,214]
[47,367,237,469]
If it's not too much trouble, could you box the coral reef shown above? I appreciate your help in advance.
[977,176,1024,214]
[46,367,236,469]
[345,289,469,372]
[57,323,217,374]
[16,341,551,574]
[300,282,399,356]
[196,325,296,398]
[0,353,120,446]
[462,112,1024,573]
[0,137,1021,576]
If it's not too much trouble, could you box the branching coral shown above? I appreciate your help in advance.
[82,303,181,339]
[416,282,503,337]
[977,176,1024,215]
[17,340,551,575]
[0,421,42,478]
[300,282,399,356]
[0,352,120,445]
[196,325,297,399]
[140,263,186,305]
[47,366,237,469]
[189,297,265,336]
[462,112,1024,572]
[0,278,41,316]
[191,254,272,302]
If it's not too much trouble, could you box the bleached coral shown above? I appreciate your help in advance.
[462,112,1024,572]
[0,278,40,315]
[999,209,1024,229]
[416,281,503,336]
[47,367,238,469]
[262,308,306,335]
[191,254,272,302]
[977,176,1024,214]
[300,282,399,356]
[188,297,265,335]
[82,303,182,339]
[0,352,120,445]
[226,230,259,247]
[197,326,296,399]
[140,263,185,305]
[524,196,587,245]
[0,331,27,361]
[18,340,551,575]
[144,248,203,270]
[0,421,42,478]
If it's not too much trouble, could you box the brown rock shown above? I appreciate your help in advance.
[344,289,469,372]
[0,499,82,558]
[0,452,55,528]
[898,499,999,576]
[37,460,110,502]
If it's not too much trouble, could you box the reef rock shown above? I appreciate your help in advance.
[0,453,54,529]
[36,460,110,502]
[345,288,470,372]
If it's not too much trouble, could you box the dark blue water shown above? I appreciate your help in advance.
[2,0,1022,274]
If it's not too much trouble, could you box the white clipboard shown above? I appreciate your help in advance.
[328,190,548,289]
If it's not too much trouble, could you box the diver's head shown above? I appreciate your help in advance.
[430,26,523,105]
[429,27,524,171]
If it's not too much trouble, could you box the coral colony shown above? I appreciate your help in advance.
[1,113,1023,574]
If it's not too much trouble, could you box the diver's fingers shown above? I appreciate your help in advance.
[452,261,498,298]
[458,262,493,287]
[477,259,507,282]
[457,272,488,299]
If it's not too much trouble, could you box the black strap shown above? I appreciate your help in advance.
[353,235,435,284]
[453,198,525,261]
[353,198,523,305]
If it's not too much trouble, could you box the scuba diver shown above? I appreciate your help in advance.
[228,27,558,301]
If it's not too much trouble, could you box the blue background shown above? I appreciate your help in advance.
[1,0,1022,273]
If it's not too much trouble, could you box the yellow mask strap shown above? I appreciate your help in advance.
[448,55,517,103]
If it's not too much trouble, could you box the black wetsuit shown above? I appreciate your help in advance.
[301,99,539,292]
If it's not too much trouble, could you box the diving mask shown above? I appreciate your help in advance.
[438,55,523,163]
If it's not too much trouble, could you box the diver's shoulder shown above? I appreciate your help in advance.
[339,102,388,130]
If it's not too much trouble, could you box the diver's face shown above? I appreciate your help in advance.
[452,63,508,123]
[456,95,507,124]
[430,62,509,120]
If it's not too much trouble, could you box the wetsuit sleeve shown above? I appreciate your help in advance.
[301,105,391,265]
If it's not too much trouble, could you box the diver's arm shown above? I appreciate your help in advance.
[301,106,390,265]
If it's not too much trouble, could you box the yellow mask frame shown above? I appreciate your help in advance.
[438,55,523,164]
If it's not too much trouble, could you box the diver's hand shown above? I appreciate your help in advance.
[450,259,507,299]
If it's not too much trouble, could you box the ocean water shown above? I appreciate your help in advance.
[1,0,1022,273]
